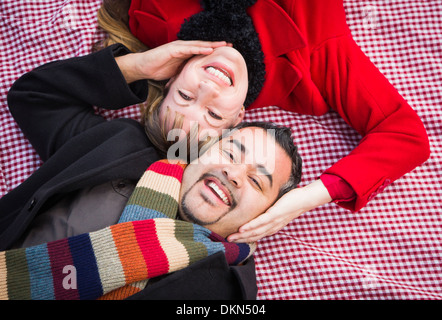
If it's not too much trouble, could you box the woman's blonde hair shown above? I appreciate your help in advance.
[95,0,176,157]
[95,0,218,161]
[95,0,146,53]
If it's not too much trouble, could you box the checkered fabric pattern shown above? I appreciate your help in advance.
[1,0,441,300]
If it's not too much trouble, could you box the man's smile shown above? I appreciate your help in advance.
[203,177,232,207]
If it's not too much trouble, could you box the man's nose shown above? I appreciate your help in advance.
[222,164,246,188]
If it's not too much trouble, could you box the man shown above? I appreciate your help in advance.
[0,122,301,300]
[0,42,301,299]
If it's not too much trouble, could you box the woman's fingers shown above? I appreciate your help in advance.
[121,40,231,81]
[169,40,229,56]
[227,214,274,243]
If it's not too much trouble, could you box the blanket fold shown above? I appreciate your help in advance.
[0,160,256,300]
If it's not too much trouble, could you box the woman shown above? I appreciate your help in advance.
[96,0,266,157]
[113,39,250,157]
[99,0,430,243]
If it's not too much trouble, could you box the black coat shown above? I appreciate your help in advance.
[1,44,257,299]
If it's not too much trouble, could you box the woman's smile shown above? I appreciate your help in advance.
[204,63,234,86]
[160,46,248,134]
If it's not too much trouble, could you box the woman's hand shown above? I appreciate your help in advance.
[227,179,333,243]
[116,40,230,83]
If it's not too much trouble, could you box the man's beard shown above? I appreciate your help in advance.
[179,173,237,226]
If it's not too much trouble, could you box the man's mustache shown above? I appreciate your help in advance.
[197,172,237,209]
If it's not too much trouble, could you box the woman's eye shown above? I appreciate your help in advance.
[178,90,192,101]
[208,110,222,120]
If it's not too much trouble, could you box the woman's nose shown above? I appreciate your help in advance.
[199,80,220,100]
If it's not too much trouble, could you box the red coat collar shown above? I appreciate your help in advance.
[129,0,306,108]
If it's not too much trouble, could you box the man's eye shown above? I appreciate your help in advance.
[178,90,192,101]
[223,150,235,162]
[249,176,262,191]
[208,110,222,120]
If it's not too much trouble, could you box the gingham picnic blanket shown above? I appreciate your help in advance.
[1,0,441,299]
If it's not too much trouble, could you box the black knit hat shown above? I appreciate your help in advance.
[177,0,265,108]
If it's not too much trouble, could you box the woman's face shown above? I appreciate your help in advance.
[159,46,248,137]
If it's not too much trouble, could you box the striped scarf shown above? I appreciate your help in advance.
[0,160,256,300]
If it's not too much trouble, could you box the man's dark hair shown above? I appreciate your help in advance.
[227,121,303,199]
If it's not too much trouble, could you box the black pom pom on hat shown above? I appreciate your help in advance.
[201,0,257,12]
[177,0,265,108]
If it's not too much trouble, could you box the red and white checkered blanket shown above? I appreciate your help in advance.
[1,0,441,299]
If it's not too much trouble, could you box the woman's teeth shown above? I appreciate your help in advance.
[207,181,230,206]
[206,66,233,86]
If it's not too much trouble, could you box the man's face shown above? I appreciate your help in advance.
[178,127,292,238]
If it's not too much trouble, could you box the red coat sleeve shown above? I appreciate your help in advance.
[320,174,355,203]
[309,33,430,211]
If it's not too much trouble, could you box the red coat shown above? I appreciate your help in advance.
[128,0,430,211]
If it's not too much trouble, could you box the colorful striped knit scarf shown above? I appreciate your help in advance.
[0,160,256,300]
